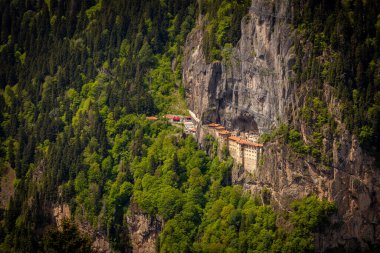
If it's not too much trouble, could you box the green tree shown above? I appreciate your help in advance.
[43,220,93,253]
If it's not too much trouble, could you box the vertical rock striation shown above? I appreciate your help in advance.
[183,0,294,132]
[183,0,380,251]
[126,202,163,253]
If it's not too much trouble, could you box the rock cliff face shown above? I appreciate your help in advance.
[52,202,162,253]
[52,204,112,253]
[0,166,15,210]
[183,0,294,132]
[183,0,380,251]
[255,131,380,252]
[126,202,163,253]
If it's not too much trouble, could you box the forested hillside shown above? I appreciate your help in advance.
[290,0,380,158]
[0,0,369,252]
[182,0,380,251]
[0,0,198,251]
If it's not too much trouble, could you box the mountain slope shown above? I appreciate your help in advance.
[183,0,380,251]
[0,0,379,252]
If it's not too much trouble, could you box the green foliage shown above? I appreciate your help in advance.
[359,125,375,144]
[262,122,332,165]
[86,1,102,20]
[301,97,331,129]
[128,132,235,252]
[261,124,312,156]
[159,202,202,252]
[0,0,342,252]
[42,220,94,253]
[289,196,336,232]
[204,134,218,158]
[14,51,26,65]
[146,55,188,114]
[288,129,310,155]
[201,0,251,62]
[291,0,380,156]
[0,0,196,251]
[138,41,156,69]
[281,196,337,253]
[300,97,336,163]
[134,174,184,219]
[194,190,335,253]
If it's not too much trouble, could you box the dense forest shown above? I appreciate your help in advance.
[0,0,377,252]
[290,0,380,158]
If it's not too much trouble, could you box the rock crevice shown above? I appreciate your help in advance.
[183,0,294,132]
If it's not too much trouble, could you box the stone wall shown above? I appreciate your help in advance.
[197,123,262,174]
[243,146,260,174]
[228,139,242,164]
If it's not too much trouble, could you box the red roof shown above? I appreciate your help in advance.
[207,123,220,128]
[228,136,241,142]
[173,116,181,121]
[219,130,231,136]
[239,139,263,148]
[228,136,263,147]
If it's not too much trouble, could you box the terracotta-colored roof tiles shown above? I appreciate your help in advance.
[228,136,241,142]
[228,136,263,147]
[146,116,158,121]
[239,139,263,148]
[206,123,263,147]
[207,123,220,128]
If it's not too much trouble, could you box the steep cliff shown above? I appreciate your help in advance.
[126,202,163,253]
[184,0,294,132]
[52,204,113,253]
[183,0,380,251]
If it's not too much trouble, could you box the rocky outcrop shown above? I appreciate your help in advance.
[0,165,15,210]
[252,133,380,252]
[183,0,294,132]
[183,0,380,251]
[52,201,162,253]
[52,203,112,253]
[126,202,163,253]
[53,204,71,229]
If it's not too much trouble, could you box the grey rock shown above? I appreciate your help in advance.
[183,0,294,132]
[183,0,380,251]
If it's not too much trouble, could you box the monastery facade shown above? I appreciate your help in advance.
[204,123,263,174]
